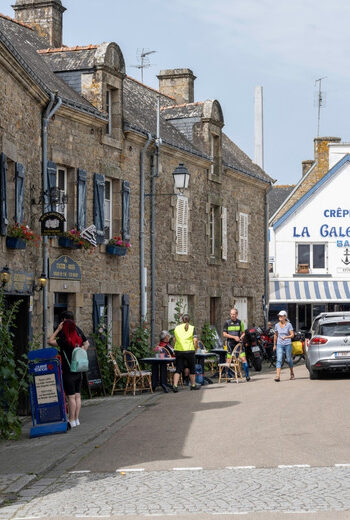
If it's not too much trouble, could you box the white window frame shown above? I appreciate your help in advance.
[239,212,249,263]
[209,206,215,257]
[296,243,327,274]
[104,178,112,241]
[56,166,67,229]
[106,89,112,135]
[176,195,189,255]
[221,206,227,260]
[210,133,220,176]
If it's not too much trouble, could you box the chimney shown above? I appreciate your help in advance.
[254,86,264,169]
[314,136,341,180]
[157,68,196,105]
[301,160,314,176]
[12,0,66,48]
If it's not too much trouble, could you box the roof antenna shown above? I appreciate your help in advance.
[314,77,327,137]
[131,48,157,84]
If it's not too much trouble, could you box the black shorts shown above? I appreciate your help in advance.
[63,371,82,396]
[175,350,196,375]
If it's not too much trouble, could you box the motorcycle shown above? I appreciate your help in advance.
[244,327,263,371]
[259,327,275,366]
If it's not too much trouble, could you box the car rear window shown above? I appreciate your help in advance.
[319,322,350,336]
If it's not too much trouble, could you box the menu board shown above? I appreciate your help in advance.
[34,373,58,405]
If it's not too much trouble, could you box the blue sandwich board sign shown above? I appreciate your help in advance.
[28,348,68,438]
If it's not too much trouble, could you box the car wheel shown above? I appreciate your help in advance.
[308,365,319,380]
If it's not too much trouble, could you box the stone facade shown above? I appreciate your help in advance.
[0,1,272,365]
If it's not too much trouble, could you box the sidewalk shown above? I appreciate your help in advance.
[0,391,160,504]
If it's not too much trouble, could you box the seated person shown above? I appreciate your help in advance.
[154,330,174,357]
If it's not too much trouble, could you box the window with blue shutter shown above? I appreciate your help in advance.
[77,168,87,230]
[93,173,105,244]
[122,180,130,241]
[47,160,57,212]
[0,153,8,236]
[15,163,25,224]
[93,294,106,333]
[121,294,130,349]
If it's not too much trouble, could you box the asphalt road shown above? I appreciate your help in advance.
[3,363,350,519]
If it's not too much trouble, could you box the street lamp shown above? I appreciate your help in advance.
[172,163,190,192]
[0,266,10,287]
[33,273,48,292]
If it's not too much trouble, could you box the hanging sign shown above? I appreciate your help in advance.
[39,211,65,236]
[49,255,82,281]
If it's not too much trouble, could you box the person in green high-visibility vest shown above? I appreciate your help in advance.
[172,314,200,393]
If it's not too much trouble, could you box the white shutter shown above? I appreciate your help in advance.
[239,212,248,262]
[221,207,227,260]
[176,196,188,255]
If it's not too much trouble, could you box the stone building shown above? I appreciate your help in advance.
[0,0,273,363]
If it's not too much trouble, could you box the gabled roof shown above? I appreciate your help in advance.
[39,45,98,71]
[273,153,350,231]
[268,185,295,218]
[0,15,107,119]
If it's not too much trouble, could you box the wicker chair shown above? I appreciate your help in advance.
[218,344,243,383]
[155,346,183,387]
[123,350,153,396]
[108,351,128,395]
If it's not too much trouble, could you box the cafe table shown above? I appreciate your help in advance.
[140,356,175,393]
[195,351,218,384]
[211,348,227,364]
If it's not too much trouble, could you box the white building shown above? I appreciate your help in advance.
[269,138,350,330]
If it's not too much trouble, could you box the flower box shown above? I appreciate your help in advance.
[106,244,127,256]
[58,237,82,249]
[6,237,26,249]
[297,264,309,274]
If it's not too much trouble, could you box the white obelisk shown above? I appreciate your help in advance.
[254,85,264,169]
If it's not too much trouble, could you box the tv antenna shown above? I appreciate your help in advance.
[314,76,327,137]
[131,48,156,83]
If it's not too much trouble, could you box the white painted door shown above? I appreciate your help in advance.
[235,297,248,327]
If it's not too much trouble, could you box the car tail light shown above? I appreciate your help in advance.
[310,337,328,345]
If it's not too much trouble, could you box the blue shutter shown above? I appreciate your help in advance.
[47,161,57,211]
[122,180,130,241]
[121,294,130,349]
[77,168,87,230]
[15,163,25,224]
[0,153,8,236]
[93,173,105,244]
[93,294,105,333]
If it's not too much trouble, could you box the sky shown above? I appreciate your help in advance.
[1,0,350,185]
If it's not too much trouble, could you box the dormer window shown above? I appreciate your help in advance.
[106,89,112,135]
[210,133,220,177]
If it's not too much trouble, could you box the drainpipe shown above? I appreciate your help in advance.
[140,133,152,325]
[42,92,62,348]
[264,182,273,328]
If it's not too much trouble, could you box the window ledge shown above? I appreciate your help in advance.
[237,261,249,269]
[208,172,222,184]
[208,256,221,265]
[174,254,189,262]
[293,273,331,278]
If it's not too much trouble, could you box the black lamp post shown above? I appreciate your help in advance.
[172,163,190,192]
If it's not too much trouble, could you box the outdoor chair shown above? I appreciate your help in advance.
[155,346,183,387]
[218,344,243,383]
[108,351,128,395]
[123,350,153,396]
[204,355,217,376]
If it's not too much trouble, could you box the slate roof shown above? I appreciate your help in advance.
[222,133,273,184]
[39,46,98,72]
[123,77,208,158]
[0,14,106,119]
[161,102,205,119]
[268,185,295,218]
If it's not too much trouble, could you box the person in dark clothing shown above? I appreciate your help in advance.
[48,316,88,428]
[223,308,250,381]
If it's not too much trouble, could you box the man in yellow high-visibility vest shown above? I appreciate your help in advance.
[172,314,200,392]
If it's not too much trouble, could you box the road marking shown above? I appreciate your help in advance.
[225,466,256,469]
[335,463,350,467]
[172,467,203,471]
[278,465,310,468]
[69,470,91,474]
[116,468,145,472]
[75,516,110,518]
[213,513,248,516]
[282,512,316,514]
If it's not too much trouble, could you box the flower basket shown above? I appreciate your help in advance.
[106,244,127,256]
[6,237,26,249]
[58,237,82,249]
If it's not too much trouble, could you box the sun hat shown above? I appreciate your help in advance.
[278,310,287,316]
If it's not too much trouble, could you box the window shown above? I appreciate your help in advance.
[106,89,112,135]
[210,134,220,176]
[297,243,326,273]
[104,179,112,240]
[209,206,215,257]
[176,195,188,255]
[56,167,67,226]
[239,212,249,263]
[209,204,221,258]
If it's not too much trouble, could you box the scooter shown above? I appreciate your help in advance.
[244,327,263,371]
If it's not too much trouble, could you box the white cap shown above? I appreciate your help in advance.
[278,310,287,316]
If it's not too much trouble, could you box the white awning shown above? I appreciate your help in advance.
[269,280,350,303]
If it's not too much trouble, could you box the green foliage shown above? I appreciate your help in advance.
[129,322,151,358]
[200,322,217,351]
[0,292,28,440]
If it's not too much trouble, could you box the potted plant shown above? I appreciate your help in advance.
[58,228,93,250]
[106,236,131,256]
[6,223,40,250]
